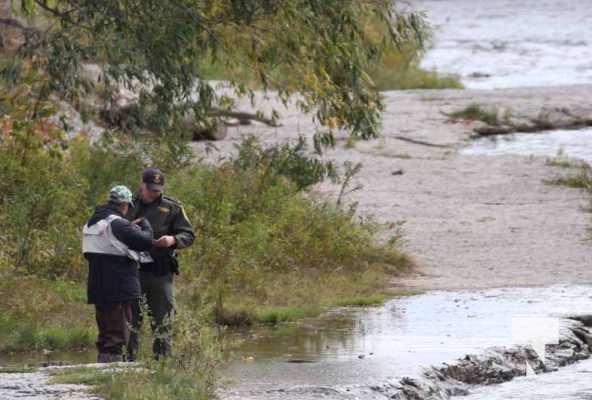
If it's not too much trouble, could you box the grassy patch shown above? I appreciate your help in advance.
[544,174,591,189]
[0,365,37,373]
[544,162,592,189]
[0,274,95,352]
[446,103,500,126]
[369,64,463,90]
[331,295,388,307]
[544,155,589,169]
[48,365,117,387]
[386,288,424,297]
[257,306,321,325]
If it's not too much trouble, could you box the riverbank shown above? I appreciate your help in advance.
[197,84,592,291]
[3,84,592,399]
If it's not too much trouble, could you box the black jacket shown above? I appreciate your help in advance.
[84,204,153,304]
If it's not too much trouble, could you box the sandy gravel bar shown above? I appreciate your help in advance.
[197,84,592,291]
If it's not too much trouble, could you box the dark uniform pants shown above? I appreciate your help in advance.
[95,303,132,360]
[129,269,175,358]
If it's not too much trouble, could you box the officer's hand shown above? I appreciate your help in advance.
[154,235,176,248]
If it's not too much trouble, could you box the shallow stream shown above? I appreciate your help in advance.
[218,285,592,399]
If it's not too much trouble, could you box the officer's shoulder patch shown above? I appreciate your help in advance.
[163,195,182,205]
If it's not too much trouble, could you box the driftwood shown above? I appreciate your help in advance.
[100,104,280,141]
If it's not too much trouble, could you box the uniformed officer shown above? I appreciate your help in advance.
[126,168,195,359]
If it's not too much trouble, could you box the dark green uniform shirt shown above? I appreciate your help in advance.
[126,192,195,260]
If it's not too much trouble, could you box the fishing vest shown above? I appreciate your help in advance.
[82,214,140,261]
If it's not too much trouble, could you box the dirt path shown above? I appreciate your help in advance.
[199,84,592,291]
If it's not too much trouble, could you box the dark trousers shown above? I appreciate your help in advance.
[129,270,175,359]
[95,303,132,359]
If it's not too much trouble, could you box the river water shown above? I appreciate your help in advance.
[417,0,592,90]
[219,1,592,399]
[218,285,592,399]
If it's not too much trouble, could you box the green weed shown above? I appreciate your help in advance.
[544,163,592,190]
[446,104,500,126]
[331,295,388,307]
[0,365,37,373]
[49,366,116,386]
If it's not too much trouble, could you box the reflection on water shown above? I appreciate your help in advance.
[219,284,592,399]
[0,349,96,368]
[460,128,592,163]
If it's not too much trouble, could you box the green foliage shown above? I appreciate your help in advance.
[0,74,413,400]
[370,65,463,90]
[169,138,413,317]
[0,317,93,353]
[364,26,462,90]
[12,0,429,144]
[0,365,37,373]
[232,135,338,190]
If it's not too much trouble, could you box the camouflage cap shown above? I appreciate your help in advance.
[108,185,134,206]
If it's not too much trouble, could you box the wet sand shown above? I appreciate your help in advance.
[198,84,592,291]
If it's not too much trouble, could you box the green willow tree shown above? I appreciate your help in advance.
[12,0,428,148]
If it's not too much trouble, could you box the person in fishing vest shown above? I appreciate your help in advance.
[83,185,154,363]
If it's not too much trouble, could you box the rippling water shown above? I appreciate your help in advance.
[417,0,592,89]
[462,358,592,400]
[219,285,592,399]
[460,128,592,162]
